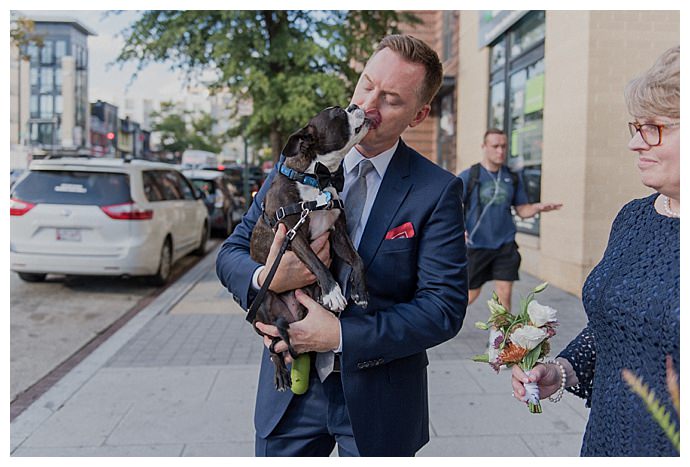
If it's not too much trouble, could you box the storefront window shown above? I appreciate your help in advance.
[489,81,505,129]
[490,41,506,71]
[437,92,456,172]
[510,11,545,56]
[488,11,545,235]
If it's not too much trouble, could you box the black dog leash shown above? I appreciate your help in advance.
[246,208,310,324]
[246,194,345,324]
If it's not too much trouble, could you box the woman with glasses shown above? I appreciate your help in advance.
[511,46,680,456]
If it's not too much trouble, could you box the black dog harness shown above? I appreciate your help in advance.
[246,163,345,324]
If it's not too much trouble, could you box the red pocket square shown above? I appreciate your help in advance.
[385,222,415,240]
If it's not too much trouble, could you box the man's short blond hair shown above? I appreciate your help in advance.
[625,46,680,119]
[373,34,443,106]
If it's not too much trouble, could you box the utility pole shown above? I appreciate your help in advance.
[243,135,250,208]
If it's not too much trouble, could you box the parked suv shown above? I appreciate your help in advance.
[182,169,245,237]
[10,158,209,284]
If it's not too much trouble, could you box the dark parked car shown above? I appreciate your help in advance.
[203,164,267,204]
[182,169,244,237]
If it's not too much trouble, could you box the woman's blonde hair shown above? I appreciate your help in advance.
[625,45,680,119]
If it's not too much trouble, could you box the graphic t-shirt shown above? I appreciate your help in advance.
[458,165,528,249]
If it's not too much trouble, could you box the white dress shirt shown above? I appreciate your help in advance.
[341,140,398,248]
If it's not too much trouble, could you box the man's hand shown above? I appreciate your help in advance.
[255,289,341,363]
[258,224,331,293]
[538,202,563,213]
[515,202,563,219]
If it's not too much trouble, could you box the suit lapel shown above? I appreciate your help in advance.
[358,139,413,270]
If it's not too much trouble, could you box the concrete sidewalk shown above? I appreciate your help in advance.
[10,244,590,456]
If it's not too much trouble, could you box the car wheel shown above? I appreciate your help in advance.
[17,272,47,282]
[193,223,209,256]
[149,239,172,286]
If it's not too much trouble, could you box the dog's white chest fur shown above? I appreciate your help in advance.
[297,184,341,239]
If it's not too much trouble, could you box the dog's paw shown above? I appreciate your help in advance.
[274,367,292,392]
[349,282,368,308]
[321,284,347,313]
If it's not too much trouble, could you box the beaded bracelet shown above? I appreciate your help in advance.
[547,359,567,403]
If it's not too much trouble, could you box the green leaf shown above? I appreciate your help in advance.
[472,354,489,363]
[520,343,543,371]
[533,282,549,294]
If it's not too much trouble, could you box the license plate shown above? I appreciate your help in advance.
[56,228,82,242]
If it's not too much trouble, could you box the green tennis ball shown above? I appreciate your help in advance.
[290,354,310,395]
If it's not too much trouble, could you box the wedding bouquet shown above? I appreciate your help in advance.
[472,282,558,413]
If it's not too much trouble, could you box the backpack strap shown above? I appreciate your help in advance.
[463,163,482,220]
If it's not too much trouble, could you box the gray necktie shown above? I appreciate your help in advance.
[315,159,374,382]
[344,159,374,240]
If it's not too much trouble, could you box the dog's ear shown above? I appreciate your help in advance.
[282,125,316,158]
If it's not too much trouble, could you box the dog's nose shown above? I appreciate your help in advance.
[346,104,359,112]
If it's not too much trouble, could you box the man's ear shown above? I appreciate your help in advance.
[408,104,431,129]
[282,126,315,158]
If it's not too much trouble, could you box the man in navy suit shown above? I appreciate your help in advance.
[216,34,468,456]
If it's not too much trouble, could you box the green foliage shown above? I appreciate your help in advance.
[151,101,223,154]
[115,10,420,158]
[622,367,680,453]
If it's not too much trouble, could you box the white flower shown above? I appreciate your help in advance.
[527,300,558,327]
[488,299,507,315]
[510,325,548,351]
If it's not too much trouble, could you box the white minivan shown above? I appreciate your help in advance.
[10,158,209,284]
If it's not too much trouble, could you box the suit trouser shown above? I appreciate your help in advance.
[255,367,359,457]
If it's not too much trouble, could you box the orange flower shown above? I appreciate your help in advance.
[499,343,529,364]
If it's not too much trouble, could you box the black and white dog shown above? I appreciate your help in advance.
[249,104,379,390]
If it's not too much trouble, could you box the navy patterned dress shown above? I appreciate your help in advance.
[559,194,680,456]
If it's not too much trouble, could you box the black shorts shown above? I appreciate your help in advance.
[467,241,521,290]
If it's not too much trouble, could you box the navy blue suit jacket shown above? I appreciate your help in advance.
[216,139,468,456]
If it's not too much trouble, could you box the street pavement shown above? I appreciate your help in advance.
[10,243,590,457]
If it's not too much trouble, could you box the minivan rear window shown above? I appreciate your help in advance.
[12,170,131,206]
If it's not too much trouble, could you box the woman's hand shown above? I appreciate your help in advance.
[511,362,563,402]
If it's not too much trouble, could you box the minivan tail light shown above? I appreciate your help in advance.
[10,198,36,216]
[100,202,153,220]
